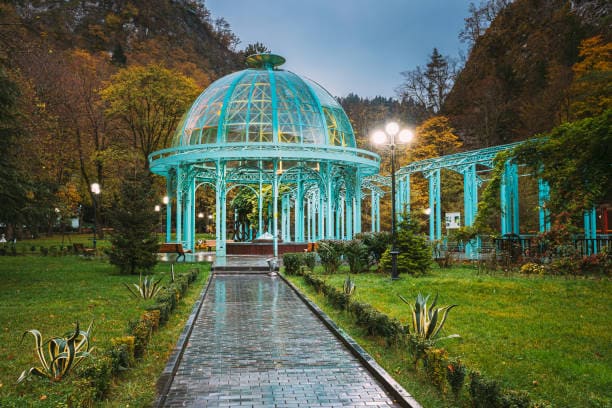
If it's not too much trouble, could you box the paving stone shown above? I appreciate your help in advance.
[161,275,401,407]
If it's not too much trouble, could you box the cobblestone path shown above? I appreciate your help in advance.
[162,274,402,407]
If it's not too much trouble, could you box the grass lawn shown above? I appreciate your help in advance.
[287,267,612,408]
[0,252,210,406]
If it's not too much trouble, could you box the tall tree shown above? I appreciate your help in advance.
[243,42,270,57]
[397,48,458,117]
[569,35,612,120]
[108,171,159,275]
[100,64,200,168]
[459,0,512,52]
[0,66,28,236]
[398,116,463,214]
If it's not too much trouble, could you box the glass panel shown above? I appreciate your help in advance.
[226,124,246,143]
[201,127,217,144]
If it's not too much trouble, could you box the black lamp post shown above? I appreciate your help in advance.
[372,122,414,280]
[91,183,100,249]
[154,205,162,239]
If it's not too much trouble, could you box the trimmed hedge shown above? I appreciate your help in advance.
[294,269,546,407]
[67,268,202,405]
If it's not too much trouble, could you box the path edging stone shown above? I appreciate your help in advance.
[280,273,423,408]
[154,272,214,408]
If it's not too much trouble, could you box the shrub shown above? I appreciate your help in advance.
[302,252,316,270]
[283,253,303,275]
[321,283,351,310]
[110,336,135,369]
[66,378,96,407]
[317,240,344,274]
[78,354,113,400]
[355,231,391,264]
[349,300,405,343]
[499,389,531,408]
[470,371,502,408]
[380,217,431,276]
[129,318,153,359]
[344,239,369,274]
[424,347,449,392]
[519,262,545,275]
[446,357,467,401]
[142,310,161,332]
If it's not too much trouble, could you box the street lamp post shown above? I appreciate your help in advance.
[154,205,161,239]
[198,212,204,233]
[90,183,101,250]
[372,122,414,280]
[162,196,169,241]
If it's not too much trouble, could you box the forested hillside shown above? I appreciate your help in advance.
[445,0,610,148]
[0,0,242,237]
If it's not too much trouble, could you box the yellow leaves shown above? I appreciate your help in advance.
[570,36,612,119]
[573,36,612,76]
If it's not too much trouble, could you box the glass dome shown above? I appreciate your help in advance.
[172,54,355,148]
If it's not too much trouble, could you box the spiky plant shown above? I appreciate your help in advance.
[343,275,356,296]
[124,274,163,299]
[17,322,93,383]
[399,293,459,367]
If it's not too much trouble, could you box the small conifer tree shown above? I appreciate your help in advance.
[108,172,159,274]
[380,214,431,276]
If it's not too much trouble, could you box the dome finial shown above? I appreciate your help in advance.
[245,53,286,69]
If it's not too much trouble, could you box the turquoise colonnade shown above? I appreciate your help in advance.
[149,54,380,258]
[394,141,552,258]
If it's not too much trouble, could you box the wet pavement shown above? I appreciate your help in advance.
[161,274,402,407]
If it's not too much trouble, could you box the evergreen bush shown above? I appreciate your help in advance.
[107,172,159,275]
[380,216,431,276]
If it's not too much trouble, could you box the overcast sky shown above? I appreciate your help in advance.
[206,0,474,99]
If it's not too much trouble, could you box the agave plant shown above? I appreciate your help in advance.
[17,321,93,383]
[343,275,356,296]
[125,274,163,299]
[399,293,459,366]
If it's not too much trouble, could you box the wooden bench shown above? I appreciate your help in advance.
[158,243,191,262]
[73,243,95,256]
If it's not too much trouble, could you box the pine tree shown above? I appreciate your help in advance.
[108,172,159,274]
[380,215,431,276]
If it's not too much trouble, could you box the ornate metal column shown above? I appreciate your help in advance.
[272,160,279,257]
[462,163,480,258]
[584,208,597,254]
[425,169,442,241]
[295,174,305,242]
[501,161,519,235]
[176,166,184,244]
[165,173,173,242]
[215,161,227,257]
[538,178,551,232]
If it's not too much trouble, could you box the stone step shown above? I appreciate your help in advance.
[213,270,273,275]
[212,265,271,274]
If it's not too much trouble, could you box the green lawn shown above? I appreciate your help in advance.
[0,253,209,406]
[288,268,612,408]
